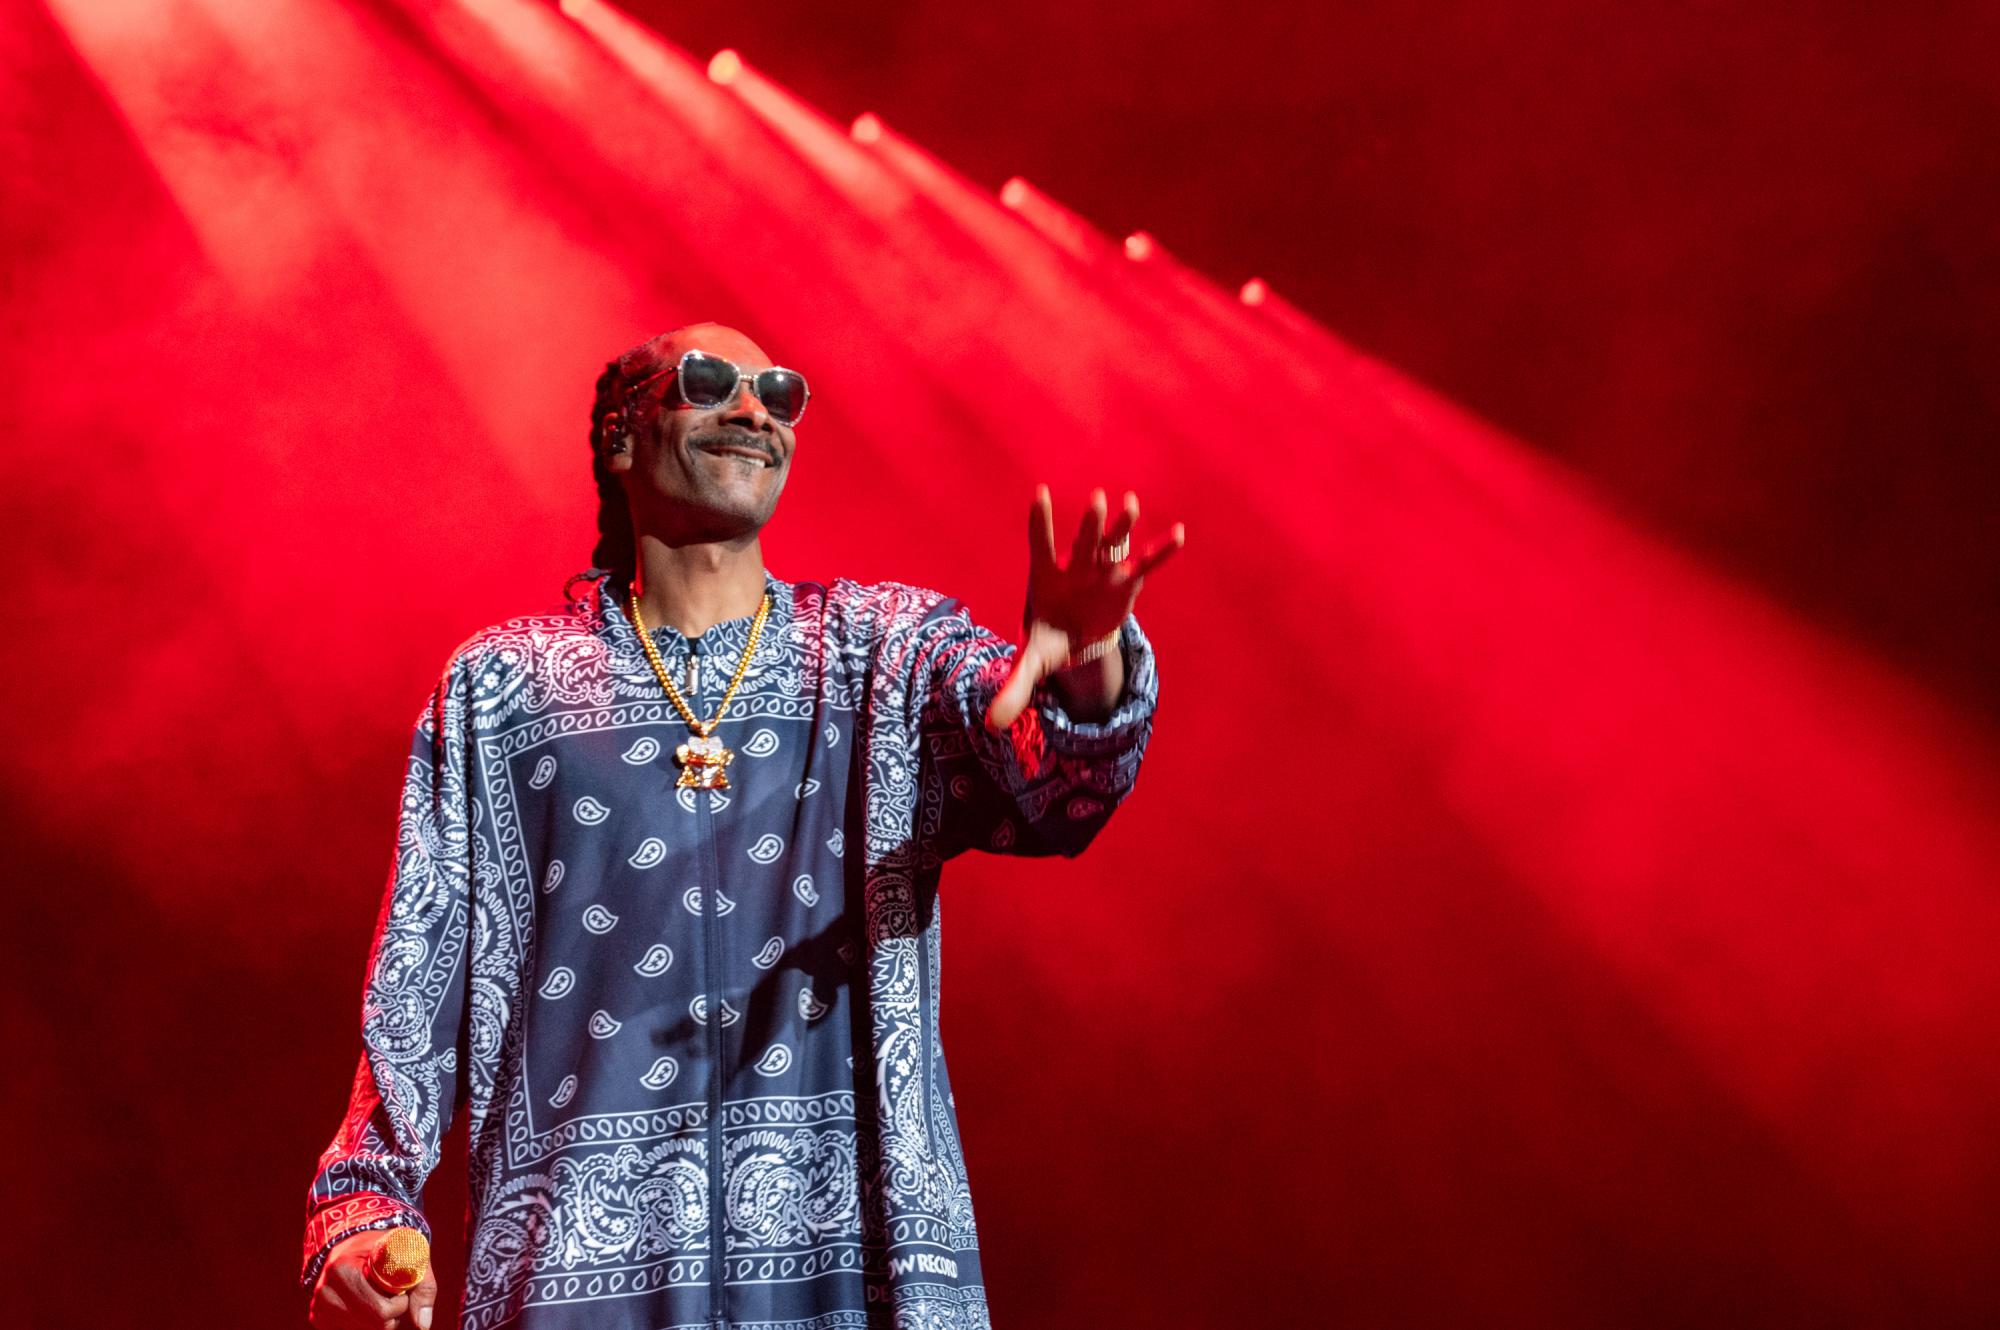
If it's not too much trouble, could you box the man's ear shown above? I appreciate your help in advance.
[602,414,633,471]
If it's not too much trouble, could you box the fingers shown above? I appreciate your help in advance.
[1130,522,1187,581]
[310,1279,406,1330]
[359,1273,410,1328]
[1026,484,1058,580]
[1102,490,1139,553]
[1068,487,1108,570]
[310,1234,414,1330]
[402,1268,439,1329]
[1042,486,1180,580]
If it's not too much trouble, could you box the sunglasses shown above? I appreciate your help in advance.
[627,350,811,427]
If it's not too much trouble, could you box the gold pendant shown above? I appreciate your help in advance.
[675,733,734,790]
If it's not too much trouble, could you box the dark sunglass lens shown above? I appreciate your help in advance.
[677,354,739,408]
[755,369,808,425]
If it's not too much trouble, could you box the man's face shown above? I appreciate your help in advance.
[608,323,797,542]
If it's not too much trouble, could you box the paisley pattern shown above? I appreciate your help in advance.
[303,571,1159,1330]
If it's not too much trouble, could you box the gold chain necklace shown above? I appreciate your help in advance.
[629,589,771,790]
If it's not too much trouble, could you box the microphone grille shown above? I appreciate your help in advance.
[371,1227,431,1293]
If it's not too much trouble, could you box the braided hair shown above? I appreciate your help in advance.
[587,338,669,586]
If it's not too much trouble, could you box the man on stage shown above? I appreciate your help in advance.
[303,323,1182,1329]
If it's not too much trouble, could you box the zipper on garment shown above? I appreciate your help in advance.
[693,637,729,1330]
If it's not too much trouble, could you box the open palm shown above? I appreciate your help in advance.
[987,485,1186,731]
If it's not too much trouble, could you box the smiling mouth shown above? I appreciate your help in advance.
[693,440,776,468]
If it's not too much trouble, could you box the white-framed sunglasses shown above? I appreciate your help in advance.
[626,349,811,427]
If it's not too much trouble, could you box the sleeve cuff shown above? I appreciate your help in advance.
[1033,614,1159,758]
[301,1193,430,1293]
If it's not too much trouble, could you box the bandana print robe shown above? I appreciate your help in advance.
[302,572,1159,1330]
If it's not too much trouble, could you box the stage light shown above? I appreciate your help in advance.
[708,48,742,85]
[558,0,590,17]
[999,176,1029,210]
[1124,230,1156,261]
[851,112,882,144]
[1240,277,1269,306]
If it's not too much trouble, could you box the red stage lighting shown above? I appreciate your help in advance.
[1124,230,1156,261]
[850,112,882,144]
[558,0,590,17]
[707,48,742,85]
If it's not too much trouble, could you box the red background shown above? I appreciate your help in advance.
[3,0,1997,1325]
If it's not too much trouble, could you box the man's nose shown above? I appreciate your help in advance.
[724,385,774,431]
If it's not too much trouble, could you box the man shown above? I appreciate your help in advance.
[303,324,1183,1329]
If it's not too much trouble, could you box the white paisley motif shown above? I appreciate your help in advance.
[743,727,780,757]
[572,795,609,825]
[548,1074,578,1108]
[627,836,666,869]
[633,943,674,976]
[469,1140,708,1285]
[581,903,619,934]
[639,1056,679,1090]
[537,967,575,1000]
[540,859,565,894]
[793,874,820,906]
[682,885,736,916]
[620,736,661,764]
[689,995,742,1026]
[587,1010,621,1038]
[528,754,557,789]
[724,1127,858,1247]
[799,987,830,1021]
[749,833,785,863]
[752,937,785,969]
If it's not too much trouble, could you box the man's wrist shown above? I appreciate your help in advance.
[1062,628,1121,669]
[1046,628,1126,722]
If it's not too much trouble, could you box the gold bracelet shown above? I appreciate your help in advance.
[1062,629,1121,669]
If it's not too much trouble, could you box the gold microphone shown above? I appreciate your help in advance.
[366,1227,431,1295]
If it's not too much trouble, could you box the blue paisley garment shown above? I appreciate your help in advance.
[303,571,1159,1330]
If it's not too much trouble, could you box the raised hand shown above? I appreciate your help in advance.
[986,485,1185,733]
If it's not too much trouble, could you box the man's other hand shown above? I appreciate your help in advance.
[308,1230,438,1329]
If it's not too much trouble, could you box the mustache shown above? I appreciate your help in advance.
[687,428,778,464]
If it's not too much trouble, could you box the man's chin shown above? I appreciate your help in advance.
[687,489,781,541]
